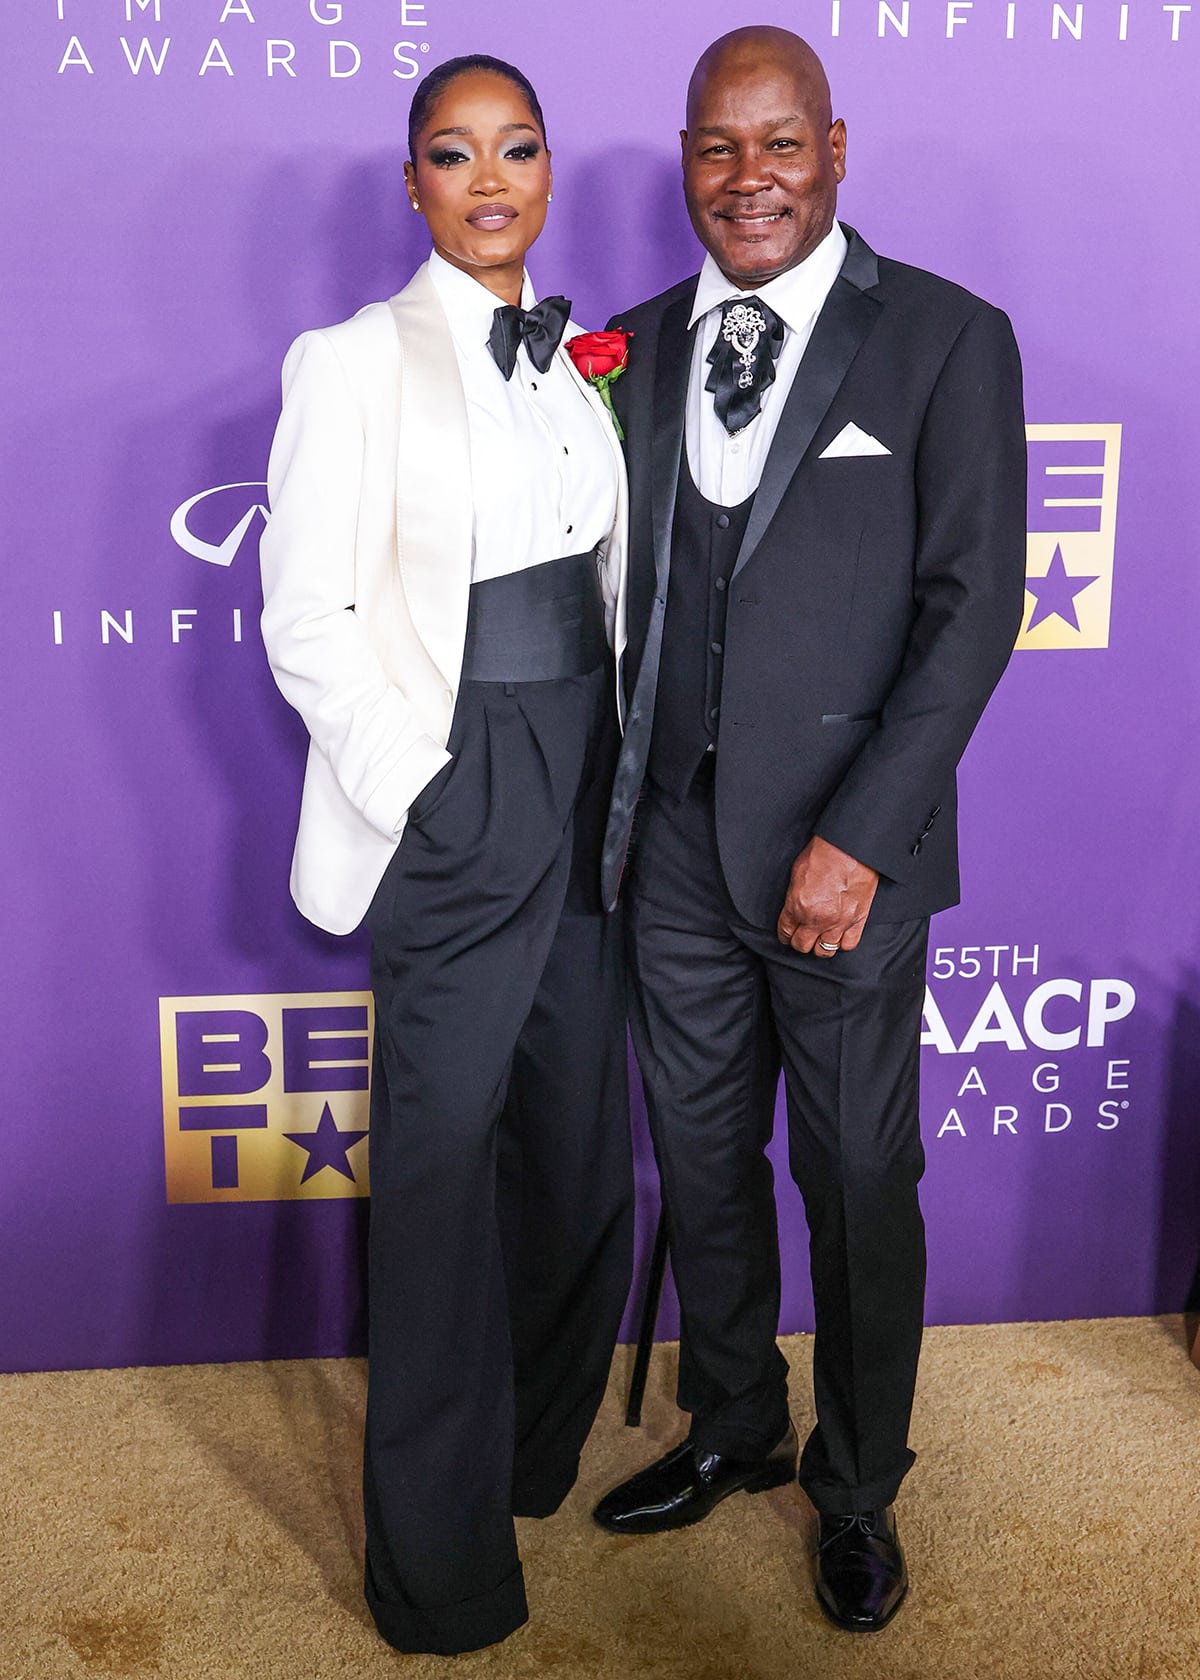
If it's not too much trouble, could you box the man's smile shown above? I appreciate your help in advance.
[716,208,793,223]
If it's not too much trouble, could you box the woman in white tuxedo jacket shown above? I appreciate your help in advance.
[259,56,633,1658]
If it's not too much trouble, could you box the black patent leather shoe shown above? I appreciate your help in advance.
[814,1506,908,1632]
[592,1423,798,1535]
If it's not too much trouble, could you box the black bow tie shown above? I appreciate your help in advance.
[705,295,786,434]
[488,295,572,379]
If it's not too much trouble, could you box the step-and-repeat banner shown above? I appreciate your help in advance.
[3,1,1198,1372]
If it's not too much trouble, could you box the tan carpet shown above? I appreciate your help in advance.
[3,1319,1197,1680]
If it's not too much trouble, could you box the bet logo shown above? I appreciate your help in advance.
[159,993,372,1203]
[1020,424,1121,651]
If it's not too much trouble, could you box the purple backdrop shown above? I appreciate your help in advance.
[3,0,1198,1373]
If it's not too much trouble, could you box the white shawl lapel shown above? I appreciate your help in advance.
[388,264,473,694]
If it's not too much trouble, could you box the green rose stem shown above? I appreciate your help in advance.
[588,368,626,441]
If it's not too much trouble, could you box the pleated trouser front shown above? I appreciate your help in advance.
[362,663,633,1655]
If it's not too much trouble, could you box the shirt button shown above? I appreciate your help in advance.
[563,446,569,455]
[730,442,741,454]
[710,642,723,655]
[714,577,727,592]
[566,524,573,534]
[530,381,538,390]
[716,513,731,530]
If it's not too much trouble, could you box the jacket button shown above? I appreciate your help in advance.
[710,642,723,655]
[714,577,727,592]
[716,513,731,530]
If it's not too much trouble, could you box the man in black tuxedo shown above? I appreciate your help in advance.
[593,26,1026,1631]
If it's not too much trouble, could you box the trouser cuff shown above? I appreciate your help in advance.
[366,1564,528,1656]
[800,1454,916,1516]
[688,1417,793,1463]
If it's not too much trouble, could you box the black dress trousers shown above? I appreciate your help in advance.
[362,664,633,1655]
[626,768,928,1515]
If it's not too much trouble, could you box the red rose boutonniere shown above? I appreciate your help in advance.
[567,329,632,441]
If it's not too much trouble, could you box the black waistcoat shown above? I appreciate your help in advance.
[647,463,755,800]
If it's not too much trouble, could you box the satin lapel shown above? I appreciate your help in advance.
[650,290,696,596]
[388,265,473,690]
[730,272,882,582]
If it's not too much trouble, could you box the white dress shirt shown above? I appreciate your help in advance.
[685,221,848,507]
[428,251,618,581]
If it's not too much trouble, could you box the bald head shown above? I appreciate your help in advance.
[686,27,833,132]
[680,25,845,287]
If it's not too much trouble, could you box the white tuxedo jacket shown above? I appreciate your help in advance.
[260,263,630,935]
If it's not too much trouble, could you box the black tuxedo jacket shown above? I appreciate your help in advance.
[601,225,1028,927]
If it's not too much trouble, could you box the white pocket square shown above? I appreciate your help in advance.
[819,422,892,459]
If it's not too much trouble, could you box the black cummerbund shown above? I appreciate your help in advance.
[461,551,607,683]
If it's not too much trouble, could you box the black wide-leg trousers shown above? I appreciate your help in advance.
[626,770,928,1515]
[363,666,633,1656]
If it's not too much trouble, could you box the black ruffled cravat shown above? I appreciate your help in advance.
[705,295,786,434]
[488,295,572,379]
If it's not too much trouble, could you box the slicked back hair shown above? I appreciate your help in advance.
[407,54,547,161]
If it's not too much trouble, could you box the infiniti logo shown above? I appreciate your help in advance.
[49,481,271,648]
[170,482,269,567]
